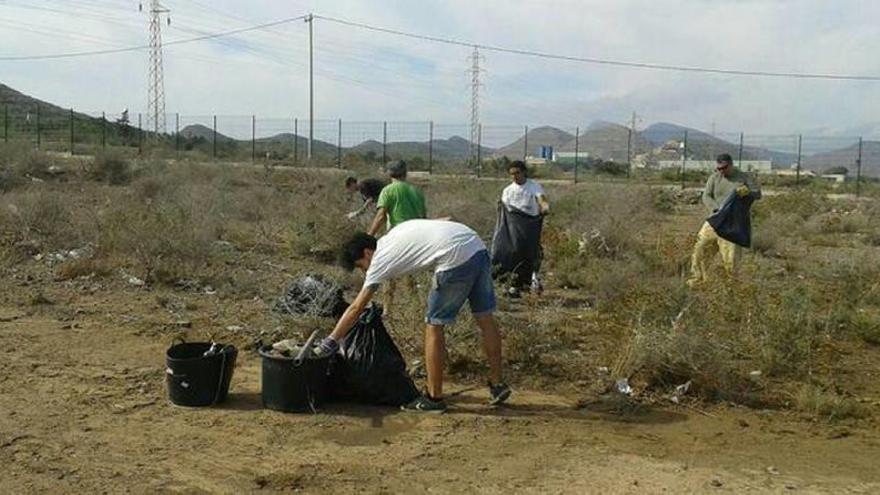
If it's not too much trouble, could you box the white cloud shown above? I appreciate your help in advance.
[1,0,879,136]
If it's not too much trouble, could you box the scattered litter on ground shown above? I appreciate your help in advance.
[670,380,692,404]
[615,378,632,396]
[274,273,347,318]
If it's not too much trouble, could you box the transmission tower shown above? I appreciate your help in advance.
[468,46,484,169]
[142,1,170,137]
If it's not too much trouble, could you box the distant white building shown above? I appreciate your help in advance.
[552,151,590,164]
[774,169,816,178]
[656,160,773,173]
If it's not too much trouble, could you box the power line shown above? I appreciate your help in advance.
[314,14,880,82]
[0,15,309,61]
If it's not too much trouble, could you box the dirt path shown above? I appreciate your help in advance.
[2,307,879,494]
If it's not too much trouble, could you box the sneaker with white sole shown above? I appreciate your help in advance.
[488,382,512,406]
[401,394,447,414]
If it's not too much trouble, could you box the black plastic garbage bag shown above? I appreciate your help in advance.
[491,202,544,288]
[328,305,420,406]
[708,191,755,248]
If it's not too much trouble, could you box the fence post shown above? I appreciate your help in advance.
[69,108,74,154]
[36,105,41,149]
[175,113,180,153]
[574,126,580,184]
[337,118,342,168]
[382,121,387,164]
[212,115,217,159]
[680,130,688,189]
[626,127,632,179]
[251,115,256,162]
[523,125,528,161]
[737,132,744,168]
[856,136,863,197]
[477,123,483,177]
[795,134,802,186]
[137,112,142,155]
[293,118,298,165]
[428,121,434,175]
[101,112,106,149]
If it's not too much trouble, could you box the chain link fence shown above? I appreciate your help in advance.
[1,106,876,193]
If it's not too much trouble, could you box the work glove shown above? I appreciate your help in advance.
[345,211,359,220]
[312,337,339,358]
[735,185,750,198]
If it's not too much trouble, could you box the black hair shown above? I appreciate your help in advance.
[344,176,358,187]
[508,160,528,173]
[338,232,377,271]
[387,160,408,179]
[716,153,733,165]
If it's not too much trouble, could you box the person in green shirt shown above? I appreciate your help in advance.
[367,160,427,236]
[367,160,427,316]
[687,153,762,287]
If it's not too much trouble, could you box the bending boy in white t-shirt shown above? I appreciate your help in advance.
[316,220,511,413]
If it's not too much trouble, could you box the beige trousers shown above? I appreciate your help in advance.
[688,221,741,285]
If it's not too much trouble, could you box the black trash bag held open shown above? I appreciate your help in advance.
[329,305,419,406]
[707,191,755,248]
[491,202,544,288]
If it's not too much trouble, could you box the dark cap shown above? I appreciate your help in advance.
[385,160,407,178]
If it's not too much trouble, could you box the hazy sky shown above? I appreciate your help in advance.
[2,0,879,137]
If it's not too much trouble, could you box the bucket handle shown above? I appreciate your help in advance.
[292,330,320,367]
[171,335,186,347]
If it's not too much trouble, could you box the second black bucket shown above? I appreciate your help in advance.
[166,342,237,407]
[259,347,331,413]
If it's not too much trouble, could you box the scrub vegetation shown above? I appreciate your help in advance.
[1,144,879,423]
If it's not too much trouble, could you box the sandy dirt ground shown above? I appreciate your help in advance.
[2,298,880,495]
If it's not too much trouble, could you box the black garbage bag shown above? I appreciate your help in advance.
[707,191,755,248]
[274,273,348,318]
[491,202,544,288]
[329,305,420,406]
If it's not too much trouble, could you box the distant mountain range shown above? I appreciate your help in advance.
[2,82,878,175]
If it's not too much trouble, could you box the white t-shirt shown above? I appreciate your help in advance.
[363,219,486,288]
[501,179,545,216]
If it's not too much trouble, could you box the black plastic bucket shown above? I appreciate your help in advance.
[259,347,331,413]
[166,342,237,407]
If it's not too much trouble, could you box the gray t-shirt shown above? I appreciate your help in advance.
[702,169,762,212]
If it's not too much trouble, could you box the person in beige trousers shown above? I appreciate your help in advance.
[688,153,761,286]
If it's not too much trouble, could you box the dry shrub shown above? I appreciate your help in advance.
[1,186,80,250]
[793,385,868,422]
[803,211,870,236]
[56,257,112,281]
[0,144,58,190]
[617,283,827,407]
[98,182,222,283]
[754,190,830,221]
[89,151,132,185]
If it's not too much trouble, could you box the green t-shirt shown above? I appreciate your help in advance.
[376,180,427,229]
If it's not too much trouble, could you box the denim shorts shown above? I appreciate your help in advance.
[426,250,497,325]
